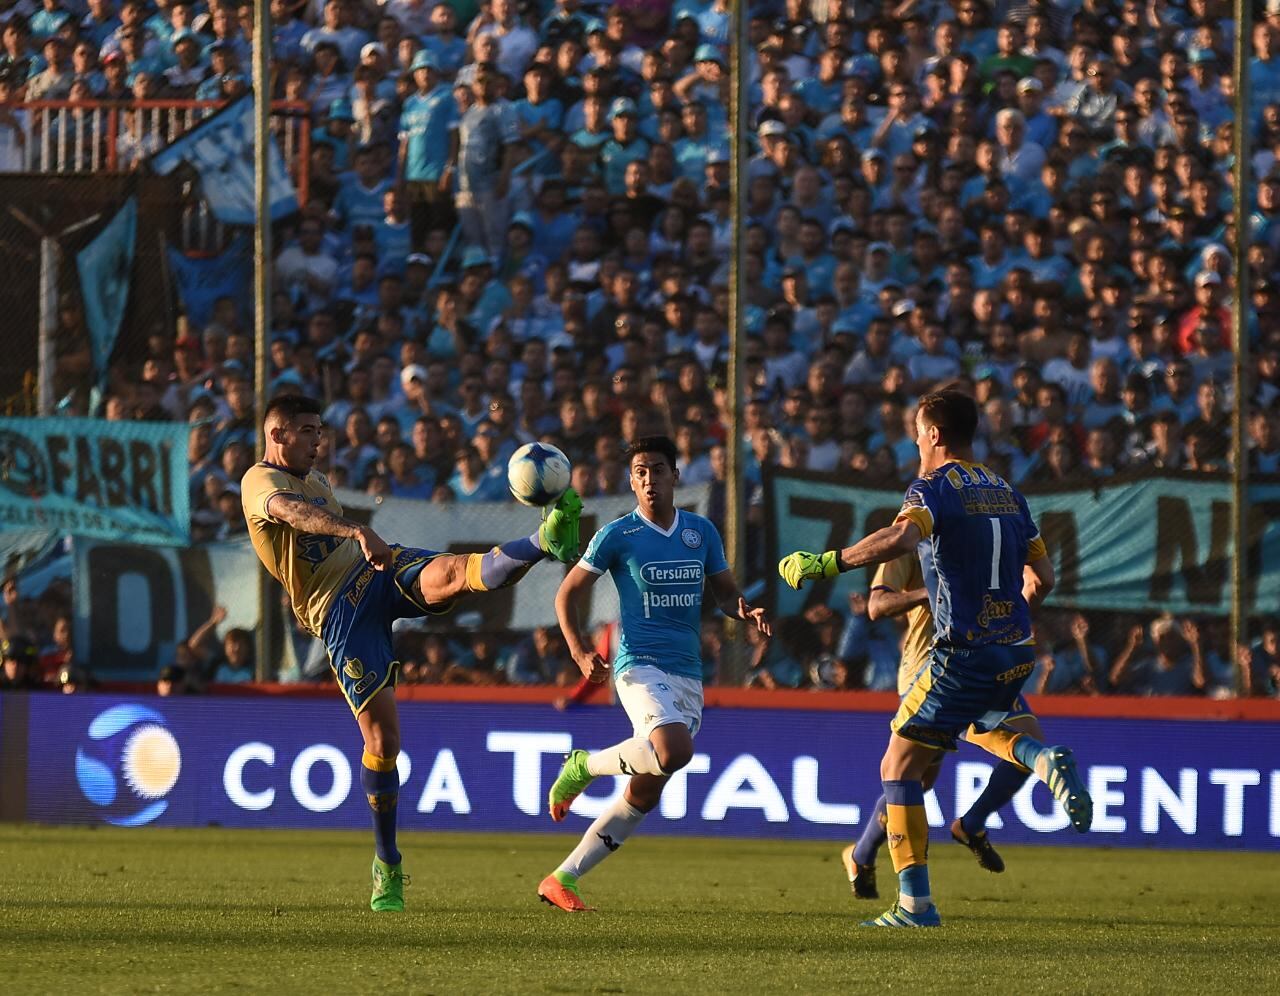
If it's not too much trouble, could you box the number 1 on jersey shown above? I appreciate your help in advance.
[988,517,1002,589]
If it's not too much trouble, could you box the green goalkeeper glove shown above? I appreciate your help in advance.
[777,550,840,590]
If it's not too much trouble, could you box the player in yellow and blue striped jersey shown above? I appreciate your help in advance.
[780,390,1092,927]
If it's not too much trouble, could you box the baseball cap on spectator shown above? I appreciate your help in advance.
[102,51,124,66]
[583,17,606,34]
[219,481,241,498]
[862,149,885,162]
[42,34,69,50]
[410,50,440,72]
[361,42,388,61]
[912,122,936,139]
[1017,77,1044,94]
[892,299,916,318]
[759,120,788,139]
[972,364,999,382]
[1188,48,1215,65]
[406,252,433,269]
[1194,271,1222,286]
[609,97,638,120]
[831,315,861,335]
[172,29,198,47]
[694,44,724,65]
[401,363,428,388]
[867,241,893,255]
[1268,0,1280,13]
[509,211,536,232]
[708,145,731,164]
[461,246,493,270]
[328,99,354,121]
[1167,204,1192,220]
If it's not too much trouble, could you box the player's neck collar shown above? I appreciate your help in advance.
[261,459,306,478]
[635,506,680,537]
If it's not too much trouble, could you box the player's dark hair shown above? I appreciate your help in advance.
[625,435,679,470]
[263,394,323,426]
[917,390,979,449]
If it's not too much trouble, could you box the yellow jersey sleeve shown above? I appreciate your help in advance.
[871,552,920,594]
[242,464,301,524]
[1026,535,1047,562]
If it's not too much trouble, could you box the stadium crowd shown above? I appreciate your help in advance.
[2,0,1279,696]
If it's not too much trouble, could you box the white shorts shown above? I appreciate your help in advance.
[615,664,704,739]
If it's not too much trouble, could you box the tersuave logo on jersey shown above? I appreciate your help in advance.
[641,590,700,617]
[640,560,704,585]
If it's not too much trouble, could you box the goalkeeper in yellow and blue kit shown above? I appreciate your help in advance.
[780,390,1092,927]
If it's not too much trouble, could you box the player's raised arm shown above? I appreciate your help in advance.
[555,563,609,682]
[778,518,923,591]
[707,570,772,635]
[266,493,393,571]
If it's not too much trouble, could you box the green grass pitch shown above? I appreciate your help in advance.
[0,826,1276,995]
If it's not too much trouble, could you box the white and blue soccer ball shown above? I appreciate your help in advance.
[507,442,572,507]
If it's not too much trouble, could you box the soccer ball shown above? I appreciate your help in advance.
[507,442,572,506]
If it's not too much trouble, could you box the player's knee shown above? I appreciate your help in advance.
[653,740,693,774]
[364,729,400,761]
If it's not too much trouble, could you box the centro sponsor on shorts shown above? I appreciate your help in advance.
[640,560,703,585]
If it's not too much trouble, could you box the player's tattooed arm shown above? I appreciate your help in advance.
[266,494,393,570]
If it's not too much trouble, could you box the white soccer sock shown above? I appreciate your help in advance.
[558,797,646,878]
[586,736,665,777]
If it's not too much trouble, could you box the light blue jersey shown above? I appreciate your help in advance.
[580,508,728,682]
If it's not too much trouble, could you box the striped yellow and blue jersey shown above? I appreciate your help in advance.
[895,460,1046,649]
[241,462,365,637]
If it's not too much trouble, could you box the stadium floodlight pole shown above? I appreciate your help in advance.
[1230,0,1252,694]
[253,1,275,682]
[722,0,749,684]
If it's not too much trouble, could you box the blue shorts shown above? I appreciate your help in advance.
[321,545,448,715]
[891,642,1036,751]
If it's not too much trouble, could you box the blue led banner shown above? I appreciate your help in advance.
[16,694,1280,850]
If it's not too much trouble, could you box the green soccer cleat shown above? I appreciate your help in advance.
[1035,746,1093,834]
[860,902,942,928]
[370,856,408,912]
[539,487,582,564]
[548,748,594,822]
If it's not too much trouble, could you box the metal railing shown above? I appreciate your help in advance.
[9,99,310,197]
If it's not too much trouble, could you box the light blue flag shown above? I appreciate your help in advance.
[75,196,137,387]
[150,93,298,224]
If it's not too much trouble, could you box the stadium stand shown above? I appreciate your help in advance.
[0,0,1277,697]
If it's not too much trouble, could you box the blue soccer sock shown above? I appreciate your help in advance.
[361,751,401,865]
[852,794,888,866]
[960,761,1031,837]
[1011,732,1048,771]
[465,534,545,591]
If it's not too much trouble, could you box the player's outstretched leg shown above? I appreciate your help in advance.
[968,726,1093,833]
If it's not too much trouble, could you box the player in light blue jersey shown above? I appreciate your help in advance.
[780,390,1092,928]
[538,436,771,912]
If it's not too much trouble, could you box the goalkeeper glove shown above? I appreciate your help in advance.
[777,550,840,590]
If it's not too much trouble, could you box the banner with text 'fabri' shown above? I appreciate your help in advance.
[0,418,189,544]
